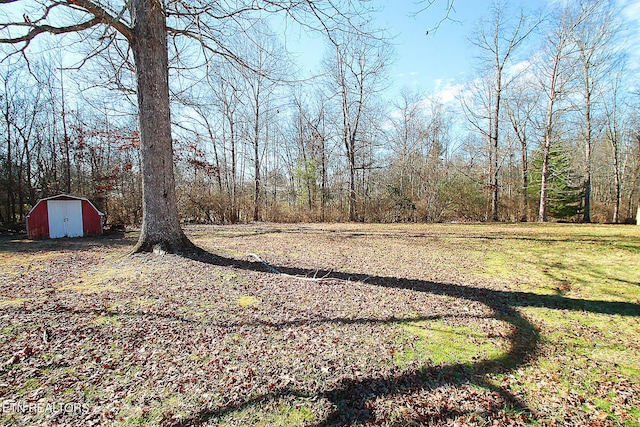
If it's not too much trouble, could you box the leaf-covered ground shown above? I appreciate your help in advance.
[0,223,639,426]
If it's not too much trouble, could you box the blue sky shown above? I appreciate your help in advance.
[377,0,488,94]
[281,0,513,97]
[4,0,637,103]
[283,0,640,101]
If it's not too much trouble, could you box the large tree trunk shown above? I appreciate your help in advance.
[520,143,528,222]
[253,94,261,222]
[583,84,592,223]
[611,131,621,223]
[539,49,562,223]
[490,70,502,222]
[538,136,551,223]
[538,94,555,223]
[348,142,356,222]
[130,0,194,254]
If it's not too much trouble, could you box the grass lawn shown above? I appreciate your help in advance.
[0,223,639,426]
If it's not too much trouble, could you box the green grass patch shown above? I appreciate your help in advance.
[92,315,122,327]
[237,295,260,308]
[474,225,640,302]
[218,401,315,427]
[0,298,27,307]
[522,306,640,382]
[1,325,14,333]
[395,319,506,367]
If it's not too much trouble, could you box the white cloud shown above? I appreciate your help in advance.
[506,59,531,78]
[433,78,453,92]
[433,82,465,105]
[622,0,640,22]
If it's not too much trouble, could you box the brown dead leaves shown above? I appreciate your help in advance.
[0,225,638,426]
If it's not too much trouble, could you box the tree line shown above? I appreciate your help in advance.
[1,0,639,233]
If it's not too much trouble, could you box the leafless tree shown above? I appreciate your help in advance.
[236,26,289,221]
[0,59,48,224]
[467,0,539,221]
[535,6,582,222]
[323,27,391,221]
[572,0,619,222]
[602,64,627,223]
[504,72,539,222]
[1,0,376,250]
[388,88,426,198]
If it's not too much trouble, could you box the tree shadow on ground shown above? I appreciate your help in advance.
[175,250,640,426]
[0,231,136,253]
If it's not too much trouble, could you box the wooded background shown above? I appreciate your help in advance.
[1,0,639,229]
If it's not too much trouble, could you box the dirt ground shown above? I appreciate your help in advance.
[0,223,639,426]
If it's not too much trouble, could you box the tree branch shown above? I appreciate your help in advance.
[0,17,102,45]
[63,0,133,41]
[0,0,133,47]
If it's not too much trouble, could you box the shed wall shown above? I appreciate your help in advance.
[26,202,49,239]
[82,200,103,236]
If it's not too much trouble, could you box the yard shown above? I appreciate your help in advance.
[0,223,639,426]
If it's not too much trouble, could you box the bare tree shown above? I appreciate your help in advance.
[290,90,331,220]
[467,0,539,221]
[536,6,582,222]
[211,63,244,223]
[0,65,16,224]
[323,28,390,221]
[238,26,288,222]
[388,88,426,199]
[602,65,627,223]
[1,0,374,250]
[0,59,48,224]
[573,0,619,222]
[504,73,539,222]
[1,1,194,251]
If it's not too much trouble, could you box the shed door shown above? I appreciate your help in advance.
[48,200,84,238]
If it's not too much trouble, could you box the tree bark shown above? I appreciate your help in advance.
[253,87,261,222]
[538,36,563,223]
[582,80,592,223]
[130,0,194,253]
[538,134,551,223]
[490,70,501,222]
[612,140,620,223]
[348,140,356,222]
[520,144,528,222]
[538,85,556,223]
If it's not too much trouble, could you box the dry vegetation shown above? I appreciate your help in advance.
[0,223,639,426]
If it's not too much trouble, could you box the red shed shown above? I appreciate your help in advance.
[26,194,104,239]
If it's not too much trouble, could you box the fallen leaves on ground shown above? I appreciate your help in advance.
[0,223,638,426]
